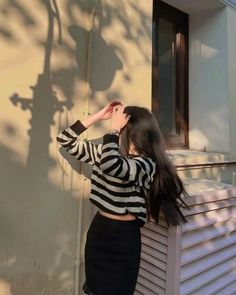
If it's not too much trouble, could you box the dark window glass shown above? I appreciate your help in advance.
[152,0,189,148]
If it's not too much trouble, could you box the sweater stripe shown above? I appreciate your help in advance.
[90,189,145,208]
[91,179,143,199]
[57,123,101,165]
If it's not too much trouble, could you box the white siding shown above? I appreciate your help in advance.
[180,180,236,295]
[135,217,168,295]
[135,179,236,295]
[220,0,236,9]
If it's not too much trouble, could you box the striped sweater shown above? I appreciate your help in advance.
[57,120,156,227]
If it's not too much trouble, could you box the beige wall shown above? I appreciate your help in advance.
[0,0,153,294]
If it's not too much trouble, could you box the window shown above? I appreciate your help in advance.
[152,0,189,148]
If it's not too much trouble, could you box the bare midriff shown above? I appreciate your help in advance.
[99,210,136,221]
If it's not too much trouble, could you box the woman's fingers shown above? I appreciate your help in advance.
[109,100,124,109]
[113,104,125,114]
[111,105,130,130]
[93,100,125,121]
[104,101,124,115]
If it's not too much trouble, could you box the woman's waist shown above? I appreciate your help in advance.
[99,210,137,221]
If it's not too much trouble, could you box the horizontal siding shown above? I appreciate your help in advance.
[141,252,167,272]
[180,257,236,294]
[182,269,236,295]
[181,243,236,281]
[136,275,166,295]
[185,186,236,205]
[142,235,167,255]
[139,268,166,289]
[142,244,167,265]
[182,216,236,249]
[180,179,236,295]
[146,221,168,237]
[142,227,168,245]
[182,197,236,216]
[182,206,236,232]
[135,281,164,295]
[140,259,166,281]
[215,280,236,295]
[181,228,236,265]
[135,218,168,295]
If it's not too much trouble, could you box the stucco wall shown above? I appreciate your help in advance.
[0,1,90,294]
[189,7,230,153]
[227,6,236,157]
[0,0,153,294]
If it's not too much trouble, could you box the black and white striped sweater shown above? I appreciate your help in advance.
[57,120,156,227]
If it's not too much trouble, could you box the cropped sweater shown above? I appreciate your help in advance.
[57,120,156,227]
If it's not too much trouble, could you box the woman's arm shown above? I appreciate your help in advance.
[57,101,123,165]
[56,120,101,165]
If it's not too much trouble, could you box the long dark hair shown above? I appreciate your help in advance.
[120,106,191,226]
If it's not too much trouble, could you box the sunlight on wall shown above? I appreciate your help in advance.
[189,129,209,151]
[200,43,218,60]
[0,279,12,295]
[47,232,74,291]
[0,0,46,165]
[89,0,153,112]
[0,0,153,293]
[49,0,153,190]
[189,7,229,152]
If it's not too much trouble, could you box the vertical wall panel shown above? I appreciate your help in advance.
[135,218,168,295]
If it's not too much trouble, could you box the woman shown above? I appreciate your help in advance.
[57,101,190,295]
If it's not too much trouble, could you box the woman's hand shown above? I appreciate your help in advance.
[81,100,123,128]
[110,104,130,131]
[97,100,123,120]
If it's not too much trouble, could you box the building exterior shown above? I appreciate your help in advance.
[0,0,236,294]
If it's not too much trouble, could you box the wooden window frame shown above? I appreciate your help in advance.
[152,0,189,148]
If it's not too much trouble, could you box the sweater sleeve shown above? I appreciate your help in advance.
[100,134,156,189]
[56,120,101,165]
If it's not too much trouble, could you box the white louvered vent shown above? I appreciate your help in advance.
[135,179,236,295]
[180,180,236,295]
[134,217,168,295]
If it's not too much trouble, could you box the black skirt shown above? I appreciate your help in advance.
[82,211,142,295]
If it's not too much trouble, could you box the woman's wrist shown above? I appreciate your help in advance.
[81,112,101,128]
[110,125,121,133]
[109,129,120,136]
[110,123,121,131]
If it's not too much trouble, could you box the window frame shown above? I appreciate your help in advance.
[152,0,189,148]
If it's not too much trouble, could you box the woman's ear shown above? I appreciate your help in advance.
[128,143,138,155]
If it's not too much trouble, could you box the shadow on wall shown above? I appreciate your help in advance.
[1,0,81,293]
[0,0,153,293]
[69,24,123,92]
[0,0,122,294]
